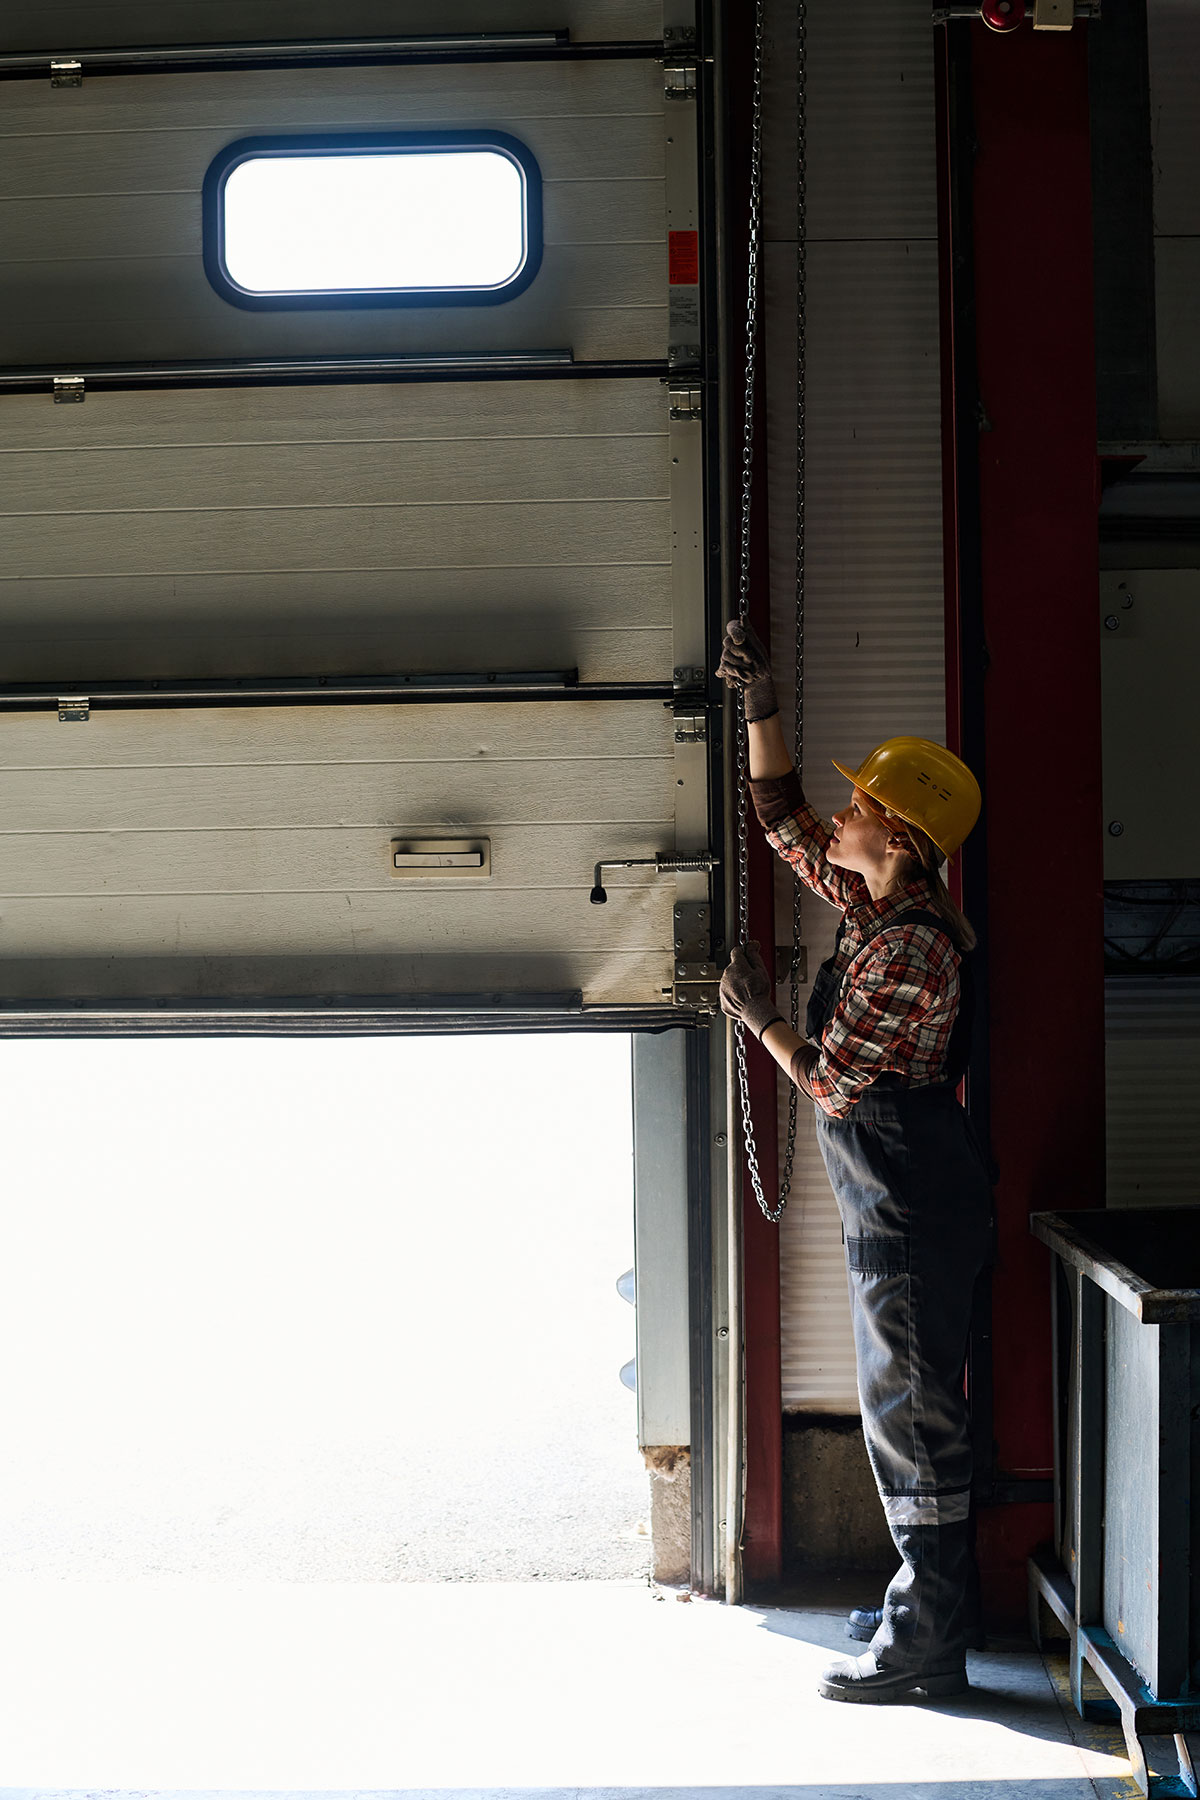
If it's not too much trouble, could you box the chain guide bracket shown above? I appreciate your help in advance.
[730,0,806,1225]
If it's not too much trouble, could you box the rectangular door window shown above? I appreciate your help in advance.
[204,131,541,307]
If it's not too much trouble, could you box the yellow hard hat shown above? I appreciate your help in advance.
[831,736,981,858]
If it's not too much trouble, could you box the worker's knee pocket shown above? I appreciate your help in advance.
[846,1235,910,1276]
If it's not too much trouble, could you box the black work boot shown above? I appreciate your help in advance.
[819,1649,969,1704]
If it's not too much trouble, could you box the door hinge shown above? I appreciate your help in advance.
[663,60,697,101]
[668,381,702,421]
[50,58,83,86]
[53,375,85,403]
[672,706,707,744]
[57,696,89,722]
[672,897,717,1010]
[672,961,719,1011]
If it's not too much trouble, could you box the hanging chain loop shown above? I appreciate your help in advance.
[732,0,806,1224]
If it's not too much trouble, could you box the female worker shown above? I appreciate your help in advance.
[717,619,992,1705]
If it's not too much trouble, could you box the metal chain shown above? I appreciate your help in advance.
[733,0,806,1224]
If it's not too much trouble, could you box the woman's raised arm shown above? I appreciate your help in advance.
[716,619,796,781]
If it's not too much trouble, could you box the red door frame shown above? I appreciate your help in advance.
[937,19,1105,1624]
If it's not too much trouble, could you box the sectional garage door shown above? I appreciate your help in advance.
[0,8,717,1023]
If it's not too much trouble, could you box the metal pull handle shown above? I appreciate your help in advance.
[393,850,483,869]
[390,838,491,877]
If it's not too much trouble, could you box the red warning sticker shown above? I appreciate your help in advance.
[668,230,700,285]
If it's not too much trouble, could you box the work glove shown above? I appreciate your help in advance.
[717,618,778,723]
[719,941,783,1041]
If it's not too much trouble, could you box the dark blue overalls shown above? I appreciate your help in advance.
[807,907,993,1671]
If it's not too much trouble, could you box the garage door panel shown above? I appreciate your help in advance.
[3,438,668,514]
[0,258,665,364]
[0,822,675,896]
[0,500,669,579]
[0,4,663,55]
[0,701,673,767]
[0,377,666,449]
[0,120,663,200]
[0,763,674,833]
[0,60,663,134]
[0,947,671,1007]
[0,626,675,687]
[0,34,698,1016]
[0,620,673,690]
[0,60,665,363]
[0,885,673,957]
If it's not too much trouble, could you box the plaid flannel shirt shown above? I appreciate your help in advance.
[749,770,961,1119]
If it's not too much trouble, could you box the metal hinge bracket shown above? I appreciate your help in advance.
[672,960,719,1011]
[53,375,85,403]
[668,381,702,421]
[663,61,697,101]
[50,58,83,86]
[57,696,89,722]
[673,900,712,961]
[668,342,702,371]
[672,706,707,744]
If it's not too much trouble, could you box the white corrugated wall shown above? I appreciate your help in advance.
[1105,980,1200,1209]
[761,0,947,1410]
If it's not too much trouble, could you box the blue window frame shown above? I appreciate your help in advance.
[202,131,542,309]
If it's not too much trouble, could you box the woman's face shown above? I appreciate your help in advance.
[828,787,899,878]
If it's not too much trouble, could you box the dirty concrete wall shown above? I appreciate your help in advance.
[646,1447,691,1585]
[782,1414,894,1574]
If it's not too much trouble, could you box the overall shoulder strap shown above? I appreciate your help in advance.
[873,905,975,1086]
[879,905,951,941]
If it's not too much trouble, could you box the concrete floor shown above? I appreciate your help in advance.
[0,1579,1135,1798]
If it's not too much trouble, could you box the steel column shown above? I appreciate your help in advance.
[963,19,1104,1624]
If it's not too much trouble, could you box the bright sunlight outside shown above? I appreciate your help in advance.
[0,1032,644,1582]
[221,148,528,293]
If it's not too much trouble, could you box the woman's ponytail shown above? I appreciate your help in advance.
[892,817,977,953]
